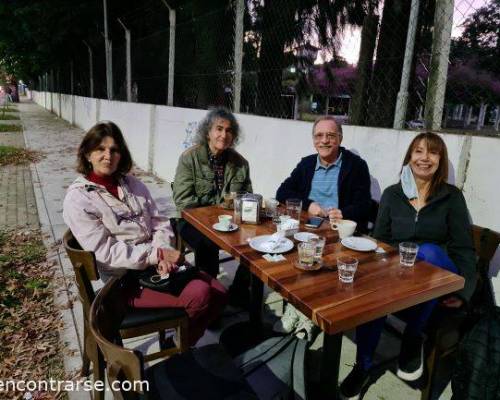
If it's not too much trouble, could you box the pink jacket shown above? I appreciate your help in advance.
[63,174,174,281]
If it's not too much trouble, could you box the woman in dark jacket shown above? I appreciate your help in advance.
[340,132,475,400]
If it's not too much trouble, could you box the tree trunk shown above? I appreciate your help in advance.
[256,1,296,117]
[349,11,379,126]
[365,0,411,127]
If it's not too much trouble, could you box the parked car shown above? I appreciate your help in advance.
[406,119,424,129]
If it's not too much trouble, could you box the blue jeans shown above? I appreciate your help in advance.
[355,243,458,371]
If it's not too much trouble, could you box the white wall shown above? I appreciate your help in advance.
[32,91,500,230]
[60,94,73,122]
[32,91,500,301]
[73,96,98,131]
[99,100,152,171]
[153,105,207,182]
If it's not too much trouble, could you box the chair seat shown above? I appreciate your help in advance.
[121,307,187,330]
[145,344,257,400]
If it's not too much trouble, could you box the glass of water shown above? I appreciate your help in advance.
[298,242,315,269]
[399,242,419,267]
[286,198,302,222]
[337,256,359,283]
[308,236,326,263]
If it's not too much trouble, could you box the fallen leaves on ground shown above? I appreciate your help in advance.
[0,146,45,166]
[0,229,68,400]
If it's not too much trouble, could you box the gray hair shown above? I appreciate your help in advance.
[195,107,241,146]
[311,115,343,136]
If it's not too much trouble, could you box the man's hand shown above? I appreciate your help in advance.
[328,208,343,221]
[441,296,463,308]
[308,202,327,217]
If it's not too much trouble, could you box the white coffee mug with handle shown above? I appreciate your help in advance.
[331,219,357,239]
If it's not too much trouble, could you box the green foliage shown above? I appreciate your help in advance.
[0,0,101,80]
[0,114,20,120]
[25,278,49,290]
[0,145,43,166]
[0,124,22,132]
[19,241,46,264]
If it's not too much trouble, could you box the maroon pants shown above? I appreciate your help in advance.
[129,271,228,345]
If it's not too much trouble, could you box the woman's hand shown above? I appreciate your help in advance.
[156,259,177,276]
[441,295,463,308]
[156,248,184,276]
[158,248,184,265]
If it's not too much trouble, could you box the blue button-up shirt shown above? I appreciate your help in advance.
[308,153,342,209]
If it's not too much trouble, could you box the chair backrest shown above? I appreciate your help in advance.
[471,225,500,307]
[90,277,146,399]
[63,229,100,316]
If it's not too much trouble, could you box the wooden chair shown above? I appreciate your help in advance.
[90,276,259,400]
[63,230,189,399]
[420,224,500,400]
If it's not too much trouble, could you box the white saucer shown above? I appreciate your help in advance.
[249,235,294,254]
[293,232,319,242]
[341,236,377,252]
[212,222,238,232]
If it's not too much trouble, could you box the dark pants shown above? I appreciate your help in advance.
[180,221,220,278]
[355,243,459,370]
[180,220,251,305]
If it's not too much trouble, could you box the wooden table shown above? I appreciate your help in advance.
[182,205,464,397]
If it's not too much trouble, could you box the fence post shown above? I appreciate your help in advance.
[83,41,94,98]
[118,19,132,102]
[424,0,454,131]
[70,61,74,95]
[103,0,113,100]
[233,0,244,113]
[168,8,176,106]
[148,105,156,173]
[393,0,420,129]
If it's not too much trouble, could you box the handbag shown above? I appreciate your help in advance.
[137,264,199,296]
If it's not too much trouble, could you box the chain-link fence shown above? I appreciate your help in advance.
[37,0,499,133]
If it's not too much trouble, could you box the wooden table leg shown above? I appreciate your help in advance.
[320,332,343,399]
[249,268,264,330]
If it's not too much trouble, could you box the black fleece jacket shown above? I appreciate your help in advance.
[374,182,476,302]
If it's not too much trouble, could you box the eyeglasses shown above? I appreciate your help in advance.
[313,132,341,141]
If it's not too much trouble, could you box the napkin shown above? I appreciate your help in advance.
[260,231,286,252]
[263,254,286,262]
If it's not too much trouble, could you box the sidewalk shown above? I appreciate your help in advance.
[17,99,451,400]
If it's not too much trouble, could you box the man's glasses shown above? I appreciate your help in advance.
[313,132,341,141]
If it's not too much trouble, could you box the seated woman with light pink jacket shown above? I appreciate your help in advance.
[63,121,227,345]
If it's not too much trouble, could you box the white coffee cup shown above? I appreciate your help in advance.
[218,214,233,230]
[331,219,357,239]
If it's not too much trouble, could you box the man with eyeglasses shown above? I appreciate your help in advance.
[276,115,372,232]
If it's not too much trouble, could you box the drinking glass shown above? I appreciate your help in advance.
[337,256,359,283]
[308,236,326,263]
[297,242,315,269]
[399,242,419,267]
[286,198,302,222]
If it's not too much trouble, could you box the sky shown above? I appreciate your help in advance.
[325,0,490,65]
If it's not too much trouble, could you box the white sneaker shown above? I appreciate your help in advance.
[273,303,300,333]
[294,313,317,342]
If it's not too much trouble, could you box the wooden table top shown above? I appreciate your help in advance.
[182,205,465,335]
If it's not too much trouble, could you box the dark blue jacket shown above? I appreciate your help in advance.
[276,148,372,231]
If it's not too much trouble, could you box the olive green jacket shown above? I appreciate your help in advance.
[172,144,253,217]
[374,183,476,302]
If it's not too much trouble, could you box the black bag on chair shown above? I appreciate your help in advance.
[136,264,198,296]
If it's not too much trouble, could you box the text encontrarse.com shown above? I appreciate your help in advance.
[0,379,149,393]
